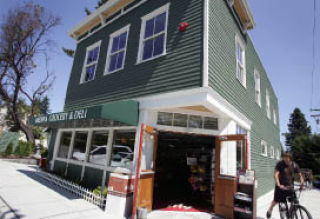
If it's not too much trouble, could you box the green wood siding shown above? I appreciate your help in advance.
[208,0,281,197]
[64,0,204,110]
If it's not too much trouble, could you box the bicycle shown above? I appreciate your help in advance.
[278,186,312,219]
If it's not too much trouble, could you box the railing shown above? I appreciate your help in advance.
[35,170,106,209]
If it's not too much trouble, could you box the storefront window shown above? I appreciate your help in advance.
[88,131,109,166]
[188,115,203,128]
[71,132,88,161]
[157,112,173,126]
[110,130,136,169]
[203,117,218,130]
[57,132,72,158]
[173,113,188,127]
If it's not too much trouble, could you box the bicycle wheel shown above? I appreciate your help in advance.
[279,203,288,219]
[292,205,313,219]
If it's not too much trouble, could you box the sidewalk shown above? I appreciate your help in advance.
[0,160,112,219]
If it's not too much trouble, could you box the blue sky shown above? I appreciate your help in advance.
[0,0,318,142]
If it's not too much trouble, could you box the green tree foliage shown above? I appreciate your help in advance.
[62,47,75,58]
[96,0,109,9]
[292,135,320,174]
[4,142,13,157]
[85,7,92,15]
[285,108,311,147]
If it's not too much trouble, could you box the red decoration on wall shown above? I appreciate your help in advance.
[179,22,188,32]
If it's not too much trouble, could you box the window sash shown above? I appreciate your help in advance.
[82,43,100,83]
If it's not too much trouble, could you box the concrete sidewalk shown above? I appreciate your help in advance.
[0,160,111,219]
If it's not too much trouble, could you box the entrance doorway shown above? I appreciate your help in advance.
[152,131,215,212]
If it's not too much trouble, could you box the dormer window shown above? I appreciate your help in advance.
[137,4,169,63]
[81,41,101,83]
[105,25,130,74]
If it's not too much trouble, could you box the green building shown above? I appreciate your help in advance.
[33,0,281,217]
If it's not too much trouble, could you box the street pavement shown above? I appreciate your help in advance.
[1,160,319,219]
[0,160,109,219]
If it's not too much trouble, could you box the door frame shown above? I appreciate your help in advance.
[213,134,247,219]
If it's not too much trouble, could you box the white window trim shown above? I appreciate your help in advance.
[104,24,130,75]
[254,69,261,107]
[136,3,170,64]
[270,146,275,159]
[273,109,277,125]
[266,89,271,119]
[261,140,267,157]
[80,40,102,84]
[235,34,246,88]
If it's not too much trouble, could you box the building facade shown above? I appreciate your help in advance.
[33,0,282,217]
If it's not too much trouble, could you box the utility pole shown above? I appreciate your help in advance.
[310,109,320,132]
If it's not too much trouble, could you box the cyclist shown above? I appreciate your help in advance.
[266,151,304,218]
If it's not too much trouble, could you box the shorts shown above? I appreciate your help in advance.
[274,185,293,203]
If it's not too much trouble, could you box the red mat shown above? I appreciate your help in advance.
[159,204,209,213]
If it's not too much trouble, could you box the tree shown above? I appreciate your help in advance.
[62,47,75,58]
[285,108,311,147]
[96,0,109,9]
[0,3,60,143]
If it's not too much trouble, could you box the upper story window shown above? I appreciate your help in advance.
[235,35,246,87]
[254,70,261,106]
[261,140,267,157]
[80,41,101,83]
[137,4,169,63]
[270,146,275,159]
[266,89,271,119]
[105,25,130,74]
[273,109,277,125]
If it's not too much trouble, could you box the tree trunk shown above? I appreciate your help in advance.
[20,122,35,144]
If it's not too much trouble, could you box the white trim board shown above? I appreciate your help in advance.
[203,0,209,87]
[137,87,252,130]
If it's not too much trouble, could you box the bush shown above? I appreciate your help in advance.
[4,142,13,157]
[14,141,35,158]
[93,186,108,196]
[41,148,48,158]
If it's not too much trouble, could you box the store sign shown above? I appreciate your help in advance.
[33,109,88,124]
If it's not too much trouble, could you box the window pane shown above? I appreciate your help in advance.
[87,47,99,64]
[154,12,166,34]
[88,131,109,166]
[72,132,88,161]
[119,32,127,50]
[116,51,125,69]
[110,131,136,170]
[153,34,164,57]
[57,132,72,158]
[220,141,237,176]
[111,36,120,53]
[236,141,243,171]
[109,54,118,72]
[173,113,188,127]
[188,115,202,128]
[92,47,99,61]
[144,18,155,39]
[157,112,173,126]
[204,117,218,130]
[85,65,95,81]
[143,39,153,60]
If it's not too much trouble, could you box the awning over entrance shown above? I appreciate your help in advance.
[30,100,139,127]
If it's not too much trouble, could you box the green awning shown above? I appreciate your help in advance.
[30,100,139,127]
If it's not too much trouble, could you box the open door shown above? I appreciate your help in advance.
[214,134,247,219]
[136,126,158,212]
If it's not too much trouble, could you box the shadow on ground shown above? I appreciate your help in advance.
[17,169,80,200]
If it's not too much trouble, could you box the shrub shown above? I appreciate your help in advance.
[4,142,13,157]
[93,186,108,196]
[41,148,48,158]
[14,141,35,157]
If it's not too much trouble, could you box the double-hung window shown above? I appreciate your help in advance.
[270,146,275,159]
[81,41,101,83]
[254,70,261,106]
[266,89,271,119]
[273,109,277,125]
[235,35,246,87]
[138,4,169,63]
[105,25,130,74]
[261,140,267,157]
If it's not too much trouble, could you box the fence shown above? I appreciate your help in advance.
[35,170,107,209]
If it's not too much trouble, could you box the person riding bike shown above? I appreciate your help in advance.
[266,151,304,218]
